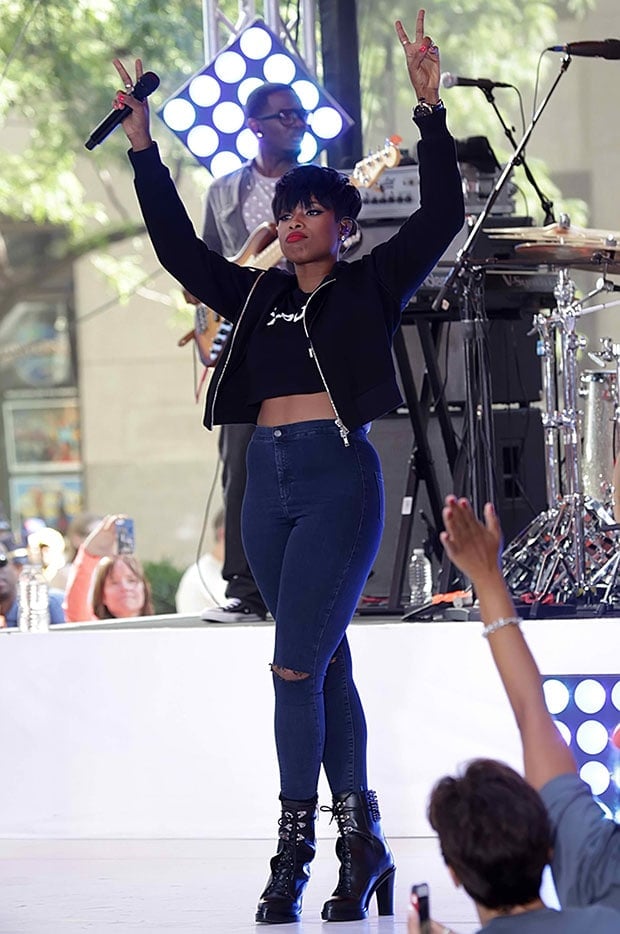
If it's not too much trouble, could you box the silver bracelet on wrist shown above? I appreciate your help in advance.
[481,616,522,638]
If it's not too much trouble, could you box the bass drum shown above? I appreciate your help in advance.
[580,369,617,503]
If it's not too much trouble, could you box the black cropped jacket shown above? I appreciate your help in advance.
[129,109,465,436]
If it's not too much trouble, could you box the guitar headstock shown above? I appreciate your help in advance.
[349,136,403,190]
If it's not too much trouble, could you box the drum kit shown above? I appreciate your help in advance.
[482,214,620,610]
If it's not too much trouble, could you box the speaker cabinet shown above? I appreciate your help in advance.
[364,407,546,600]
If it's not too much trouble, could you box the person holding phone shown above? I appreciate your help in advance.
[440,495,620,915]
[108,8,464,923]
[405,759,619,932]
[63,514,153,621]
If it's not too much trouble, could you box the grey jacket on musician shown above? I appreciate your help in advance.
[202,161,257,258]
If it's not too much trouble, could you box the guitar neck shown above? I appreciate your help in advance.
[245,237,283,270]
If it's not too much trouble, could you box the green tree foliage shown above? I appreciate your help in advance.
[0,0,596,307]
[356,0,595,221]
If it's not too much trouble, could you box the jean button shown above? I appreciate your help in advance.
[274,429,282,438]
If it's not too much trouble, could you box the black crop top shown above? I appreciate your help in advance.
[246,288,325,404]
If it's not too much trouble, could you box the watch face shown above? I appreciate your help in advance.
[414,103,433,117]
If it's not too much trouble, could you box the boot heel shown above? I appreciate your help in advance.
[375,867,395,915]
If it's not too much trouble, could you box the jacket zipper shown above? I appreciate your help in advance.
[302,280,350,446]
[208,271,266,427]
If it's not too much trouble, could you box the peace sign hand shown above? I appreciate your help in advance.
[395,9,441,104]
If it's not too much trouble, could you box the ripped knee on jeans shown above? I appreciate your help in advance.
[271,663,309,681]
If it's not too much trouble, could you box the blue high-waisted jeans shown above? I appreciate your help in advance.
[241,419,384,800]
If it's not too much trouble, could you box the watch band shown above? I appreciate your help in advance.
[412,98,445,119]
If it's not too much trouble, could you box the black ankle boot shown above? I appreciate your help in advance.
[321,789,395,922]
[255,796,317,924]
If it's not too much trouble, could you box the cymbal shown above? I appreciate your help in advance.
[485,221,620,245]
[514,241,620,272]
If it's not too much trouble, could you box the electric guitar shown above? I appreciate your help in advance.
[178,137,402,369]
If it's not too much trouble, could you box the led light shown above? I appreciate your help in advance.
[211,151,243,177]
[214,51,247,83]
[580,760,610,796]
[239,26,273,59]
[299,132,318,163]
[576,719,609,755]
[187,125,219,158]
[212,101,245,134]
[238,77,264,105]
[553,720,571,746]
[292,80,320,111]
[189,75,221,107]
[236,128,259,160]
[157,18,353,174]
[574,678,606,714]
[543,678,570,715]
[544,674,620,817]
[162,99,196,132]
[263,53,297,84]
[310,106,344,140]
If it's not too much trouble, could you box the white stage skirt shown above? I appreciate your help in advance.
[0,615,618,839]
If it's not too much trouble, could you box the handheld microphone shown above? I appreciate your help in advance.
[85,71,160,150]
[440,72,512,90]
[546,39,620,59]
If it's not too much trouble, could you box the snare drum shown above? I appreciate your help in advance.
[580,369,617,503]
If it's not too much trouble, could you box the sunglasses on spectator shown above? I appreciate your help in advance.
[256,108,309,126]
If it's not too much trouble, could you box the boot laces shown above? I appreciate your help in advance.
[264,809,310,896]
[278,808,309,844]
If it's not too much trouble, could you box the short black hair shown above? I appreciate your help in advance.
[428,759,551,911]
[244,83,301,119]
[272,164,362,223]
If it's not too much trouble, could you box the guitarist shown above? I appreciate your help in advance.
[196,83,308,624]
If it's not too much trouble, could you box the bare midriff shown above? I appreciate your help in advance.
[257,391,335,426]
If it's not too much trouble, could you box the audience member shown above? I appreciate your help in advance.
[439,495,620,913]
[26,526,67,589]
[175,508,227,614]
[405,758,619,933]
[0,547,65,627]
[63,514,153,622]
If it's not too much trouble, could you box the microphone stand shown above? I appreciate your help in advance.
[479,86,556,225]
[433,53,572,314]
[431,55,572,524]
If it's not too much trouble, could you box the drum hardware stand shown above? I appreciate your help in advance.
[502,273,620,606]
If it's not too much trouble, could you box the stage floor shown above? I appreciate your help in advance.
[1,613,618,840]
[0,612,601,931]
[0,836,562,933]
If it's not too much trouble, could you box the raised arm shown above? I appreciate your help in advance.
[63,515,120,622]
[440,495,576,789]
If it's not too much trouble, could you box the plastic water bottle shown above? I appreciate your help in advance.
[18,563,50,632]
[407,548,433,608]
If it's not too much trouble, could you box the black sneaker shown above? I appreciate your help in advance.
[201,598,266,623]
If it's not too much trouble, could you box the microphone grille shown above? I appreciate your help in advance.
[440,72,457,89]
[134,72,161,100]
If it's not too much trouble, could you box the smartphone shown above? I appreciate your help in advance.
[115,517,135,555]
[411,882,430,934]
